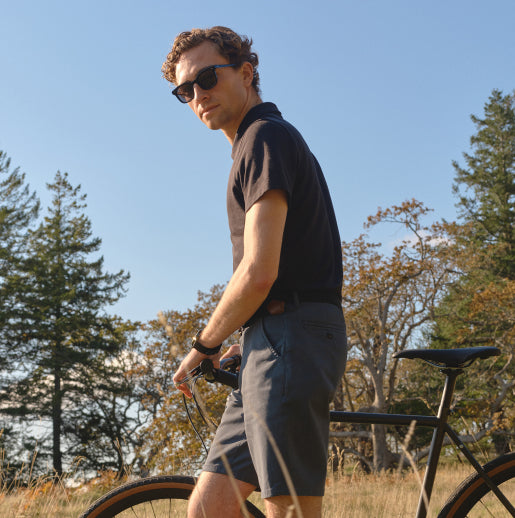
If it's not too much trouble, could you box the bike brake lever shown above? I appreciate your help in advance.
[174,365,202,386]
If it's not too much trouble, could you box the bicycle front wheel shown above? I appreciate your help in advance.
[79,475,265,518]
[439,452,515,517]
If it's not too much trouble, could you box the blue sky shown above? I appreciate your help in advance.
[1,0,514,322]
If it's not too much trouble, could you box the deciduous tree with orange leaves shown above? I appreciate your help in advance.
[336,199,457,471]
[431,89,515,454]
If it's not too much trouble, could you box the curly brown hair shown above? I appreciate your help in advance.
[162,26,260,93]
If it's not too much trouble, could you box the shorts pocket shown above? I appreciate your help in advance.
[301,319,347,393]
[302,320,347,343]
[260,315,286,358]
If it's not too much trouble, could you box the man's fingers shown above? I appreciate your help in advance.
[221,344,240,360]
[177,383,193,398]
[173,366,192,397]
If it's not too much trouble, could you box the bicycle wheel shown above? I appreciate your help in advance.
[79,475,265,518]
[438,452,515,517]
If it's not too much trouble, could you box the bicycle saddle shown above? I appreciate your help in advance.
[393,346,500,368]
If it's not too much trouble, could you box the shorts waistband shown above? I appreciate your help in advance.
[243,289,341,328]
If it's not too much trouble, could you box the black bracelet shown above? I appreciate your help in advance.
[191,331,222,356]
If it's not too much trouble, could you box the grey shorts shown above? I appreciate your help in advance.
[203,301,347,498]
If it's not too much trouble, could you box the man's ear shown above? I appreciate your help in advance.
[241,62,255,87]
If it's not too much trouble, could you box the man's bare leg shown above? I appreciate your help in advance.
[265,495,323,518]
[188,471,256,518]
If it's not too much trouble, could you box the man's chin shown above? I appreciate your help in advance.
[202,119,222,131]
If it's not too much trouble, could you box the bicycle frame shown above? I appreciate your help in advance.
[330,367,515,518]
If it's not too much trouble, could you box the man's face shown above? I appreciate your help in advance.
[175,41,254,141]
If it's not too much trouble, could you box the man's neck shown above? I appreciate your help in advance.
[224,94,262,145]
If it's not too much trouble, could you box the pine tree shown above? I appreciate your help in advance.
[452,88,515,278]
[0,151,39,370]
[55,317,145,477]
[0,152,39,471]
[6,171,130,475]
[431,89,515,454]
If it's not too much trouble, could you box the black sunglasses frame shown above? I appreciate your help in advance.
[172,64,237,103]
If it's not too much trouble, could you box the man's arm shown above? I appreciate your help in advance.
[173,189,288,396]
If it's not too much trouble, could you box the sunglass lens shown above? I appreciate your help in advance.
[176,85,194,103]
[173,66,222,103]
[196,67,218,90]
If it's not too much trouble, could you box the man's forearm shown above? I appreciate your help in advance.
[173,190,287,396]
[197,258,274,348]
[193,189,288,350]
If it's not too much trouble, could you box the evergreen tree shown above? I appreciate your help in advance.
[0,151,39,369]
[452,88,515,278]
[0,151,39,467]
[5,171,130,475]
[63,317,144,477]
[431,89,515,454]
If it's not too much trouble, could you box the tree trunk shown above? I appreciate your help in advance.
[371,423,389,471]
[53,361,63,477]
[493,409,511,455]
[369,365,394,472]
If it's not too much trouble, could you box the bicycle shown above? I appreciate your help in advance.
[80,346,515,517]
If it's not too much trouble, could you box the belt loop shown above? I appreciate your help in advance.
[292,291,300,307]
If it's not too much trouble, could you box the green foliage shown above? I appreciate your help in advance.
[429,89,515,454]
[0,151,39,371]
[61,319,144,476]
[452,88,515,279]
[1,171,131,475]
[434,89,515,352]
[0,151,39,255]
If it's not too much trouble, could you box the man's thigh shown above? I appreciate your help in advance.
[188,471,256,518]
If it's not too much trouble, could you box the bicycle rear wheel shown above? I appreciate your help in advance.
[438,452,515,517]
[79,475,265,518]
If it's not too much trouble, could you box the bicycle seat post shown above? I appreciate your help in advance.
[415,367,463,518]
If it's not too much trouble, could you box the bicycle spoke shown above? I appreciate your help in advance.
[474,498,497,517]
[109,499,189,517]
[464,477,515,517]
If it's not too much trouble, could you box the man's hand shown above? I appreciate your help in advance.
[173,348,222,398]
[221,343,241,361]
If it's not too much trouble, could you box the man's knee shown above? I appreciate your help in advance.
[265,495,322,518]
[188,471,256,518]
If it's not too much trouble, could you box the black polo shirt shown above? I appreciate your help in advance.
[227,102,342,299]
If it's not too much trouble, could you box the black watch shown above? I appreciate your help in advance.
[191,331,222,356]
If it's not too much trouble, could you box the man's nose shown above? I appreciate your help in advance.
[192,83,209,101]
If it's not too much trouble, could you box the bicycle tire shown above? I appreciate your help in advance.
[79,474,265,518]
[438,452,515,517]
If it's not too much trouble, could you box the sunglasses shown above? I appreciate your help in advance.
[172,64,237,103]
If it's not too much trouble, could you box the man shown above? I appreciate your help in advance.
[164,26,347,518]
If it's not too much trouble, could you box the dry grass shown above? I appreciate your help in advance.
[0,469,120,518]
[0,460,491,517]
[323,462,475,517]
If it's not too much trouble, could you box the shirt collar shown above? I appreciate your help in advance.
[231,102,282,157]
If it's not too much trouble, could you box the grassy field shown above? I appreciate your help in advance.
[0,470,119,518]
[0,461,497,517]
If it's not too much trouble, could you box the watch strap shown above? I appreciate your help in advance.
[192,331,222,356]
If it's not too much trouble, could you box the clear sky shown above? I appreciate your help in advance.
[1,0,514,323]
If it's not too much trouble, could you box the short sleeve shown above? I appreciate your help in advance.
[238,121,297,211]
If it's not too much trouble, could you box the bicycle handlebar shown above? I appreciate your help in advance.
[200,356,240,390]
